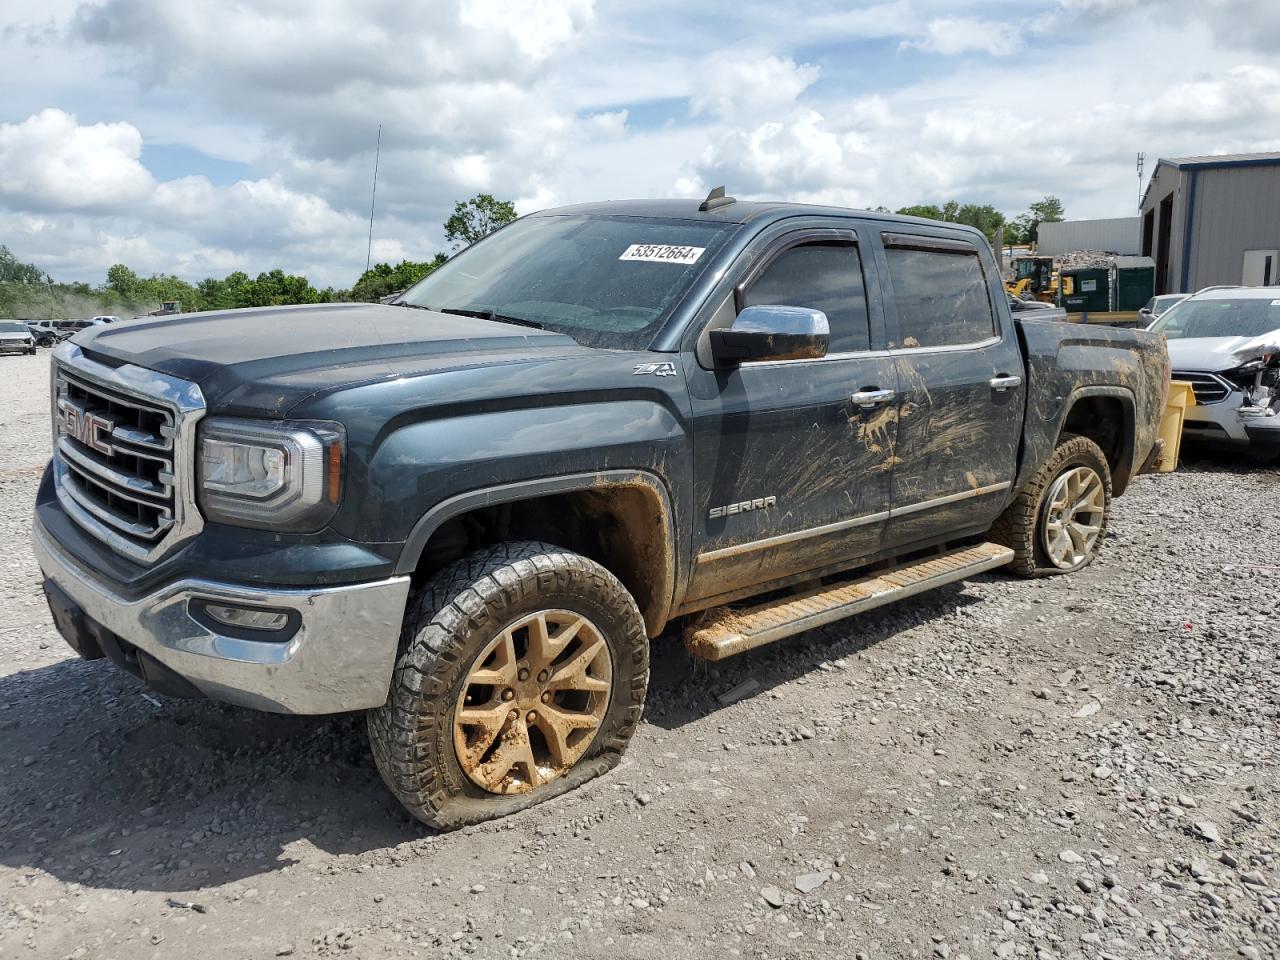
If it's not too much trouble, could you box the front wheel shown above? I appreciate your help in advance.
[991,434,1112,577]
[368,541,649,829]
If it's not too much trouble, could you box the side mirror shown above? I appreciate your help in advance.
[709,305,829,367]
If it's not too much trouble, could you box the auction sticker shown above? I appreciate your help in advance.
[619,244,705,264]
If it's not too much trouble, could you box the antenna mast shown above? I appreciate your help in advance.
[365,124,382,275]
[1136,152,1145,211]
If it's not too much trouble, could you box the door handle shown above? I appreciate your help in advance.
[989,374,1023,392]
[851,388,896,408]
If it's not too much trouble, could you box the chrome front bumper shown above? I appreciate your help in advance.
[34,519,411,715]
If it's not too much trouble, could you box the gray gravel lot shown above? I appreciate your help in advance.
[1,351,1277,960]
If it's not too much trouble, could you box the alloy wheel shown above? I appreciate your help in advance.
[1041,466,1106,570]
[453,610,612,794]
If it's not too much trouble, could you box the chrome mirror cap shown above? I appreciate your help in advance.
[710,305,830,366]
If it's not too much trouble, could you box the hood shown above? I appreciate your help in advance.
[75,302,586,412]
[1166,332,1280,372]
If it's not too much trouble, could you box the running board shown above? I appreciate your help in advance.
[684,542,1014,661]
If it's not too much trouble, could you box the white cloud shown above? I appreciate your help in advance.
[0,108,154,212]
[904,18,1022,56]
[2,0,1280,289]
[692,55,821,122]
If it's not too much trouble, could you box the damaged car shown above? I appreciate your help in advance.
[1153,286,1280,457]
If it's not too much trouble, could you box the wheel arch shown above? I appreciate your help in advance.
[1055,386,1137,494]
[395,470,677,637]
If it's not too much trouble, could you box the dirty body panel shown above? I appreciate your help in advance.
[1015,321,1166,497]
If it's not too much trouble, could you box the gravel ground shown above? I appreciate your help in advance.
[1,351,1277,960]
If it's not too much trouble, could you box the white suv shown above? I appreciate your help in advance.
[1152,286,1280,456]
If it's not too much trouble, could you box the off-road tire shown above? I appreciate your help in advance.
[368,541,648,829]
[991,434,1112,577]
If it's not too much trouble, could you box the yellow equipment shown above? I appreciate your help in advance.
[1007,256,1059,303]
[1153,380,1195,472]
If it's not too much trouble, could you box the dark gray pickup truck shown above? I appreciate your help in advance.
[35,197,1168,827]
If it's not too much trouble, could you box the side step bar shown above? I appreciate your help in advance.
[684,542,1014,661]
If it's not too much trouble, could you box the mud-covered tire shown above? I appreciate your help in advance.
[367,541,648,829]
[991,434,1112,577]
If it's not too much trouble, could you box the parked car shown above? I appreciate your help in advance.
[22,321,58,347]
[34,197,1168,829]
[32,320,89,340]
[1007,294,1069,322]
[89,315,122,324]
[1152,286,1280,455]
[1139,293,1188,327]
[63,318,108,333]
[0,321,37,355]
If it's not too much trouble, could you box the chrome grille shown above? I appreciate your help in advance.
[51,344,205,564]
[1172,371,1232,405]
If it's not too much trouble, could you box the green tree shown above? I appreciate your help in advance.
[351,255,448,302]
[896,203,945,221]
[105,264,143,300]
[444,193,517,250]
[0,245,44,284]
[1013,195,1066,246]
[895,201,1007,244]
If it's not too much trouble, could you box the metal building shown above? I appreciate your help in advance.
[1140,152,1280,294]
[1037,217,1140,256]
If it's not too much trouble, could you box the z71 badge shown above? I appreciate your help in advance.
[709,495,776,520]
[633,362,678,377]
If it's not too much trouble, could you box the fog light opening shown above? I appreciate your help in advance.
[203,603,291,632]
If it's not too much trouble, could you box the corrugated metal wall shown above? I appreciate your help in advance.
[1186,165,1280,290]
[1038,217,1141,256]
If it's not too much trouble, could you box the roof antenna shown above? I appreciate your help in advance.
[698,185,736,212]
[365,123,382,275]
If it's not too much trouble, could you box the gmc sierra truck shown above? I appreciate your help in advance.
[34,195,1169,828]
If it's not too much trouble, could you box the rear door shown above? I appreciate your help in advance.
[682,221,900,608]
[872,231,1025,549]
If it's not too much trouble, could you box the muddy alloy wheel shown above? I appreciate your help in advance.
[990,433,1112,577]
[453,610,612,794]
[368,541,648,829]
[1039,465,1106,570]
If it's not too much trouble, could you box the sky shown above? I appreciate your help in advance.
[2,0,1279,289]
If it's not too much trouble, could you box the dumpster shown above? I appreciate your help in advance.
[1113,256,1155,312]
[1060,268,1110,314]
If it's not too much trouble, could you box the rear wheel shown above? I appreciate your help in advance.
[368,541,648,829]
[992,434,1112,577]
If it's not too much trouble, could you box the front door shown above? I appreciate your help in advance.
[682,225,900,608]
[873,231,1026,549]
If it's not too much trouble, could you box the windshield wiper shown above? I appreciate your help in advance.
[388,299,433,310]
[430,306,543,330]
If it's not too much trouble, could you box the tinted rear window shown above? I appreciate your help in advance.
[884,246,996,348]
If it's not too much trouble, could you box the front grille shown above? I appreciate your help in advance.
[51,347,205,564]
[1172,371,1233,405]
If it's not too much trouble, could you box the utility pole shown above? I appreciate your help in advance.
[365,124,382,275]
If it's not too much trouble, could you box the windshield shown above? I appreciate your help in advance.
[1151,297,1280,340]
[0,322,26,333]
[398,214,738,349]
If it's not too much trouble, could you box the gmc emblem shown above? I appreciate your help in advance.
[59,404,114,456]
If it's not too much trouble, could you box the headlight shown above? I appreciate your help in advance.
[198,418,344,530]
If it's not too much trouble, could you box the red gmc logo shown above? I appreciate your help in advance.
[59,404,114,455]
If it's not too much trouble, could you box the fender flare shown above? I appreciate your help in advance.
[394,469,678,632]
[1053,385,1138,492]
